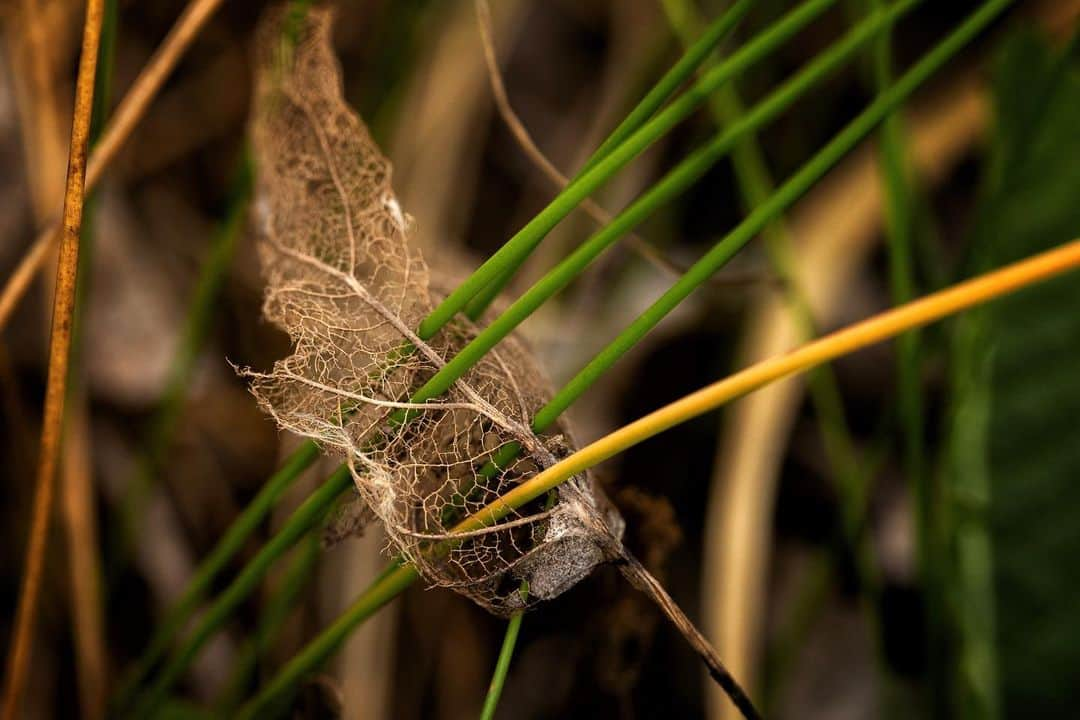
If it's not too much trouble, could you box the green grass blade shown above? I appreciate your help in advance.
[112,440,321,710]
[420,0,920,419]
[659,0,863,511]
[479,583,528,720]
[417,0,837,338]
[866,0,934,708]
[124,465,350,718]
[215,532,322,713]
[536,0,1005,429]
[235,562,419,720]
[234,5,1012,714]
[580,0,756,176]
[463,0,757,317]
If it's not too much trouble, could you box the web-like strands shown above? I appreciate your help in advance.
[243,7,624,615]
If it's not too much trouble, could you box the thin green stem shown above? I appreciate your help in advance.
[113,441,320,709]
[865,0,937,711]
[659,0,863,516]
[123,459,346,718]
[419,0,919,418]
[418,0,837,337]
[235,4,1011,714]
[120,156,253,549]
[582,0,756,176]
[235,562,419,720]
[463,0,758,316]
[479,583,528,720]
[215,532,322,713]
[869,0,924,532]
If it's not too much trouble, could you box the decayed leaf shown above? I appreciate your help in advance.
[243,6,623,615]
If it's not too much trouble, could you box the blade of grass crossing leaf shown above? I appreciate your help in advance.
[126,6,845,699]
[416,0,922,411]
[239,230,1078,719]
[0,1,105,718]
[120,1,775,691]
[143,0,1000,707]
[418,0,839,336]
[464,0,757,316]
[237,8,1019,713]
[479,583,529,720]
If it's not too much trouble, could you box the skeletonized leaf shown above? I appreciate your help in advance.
[244,6,623,615]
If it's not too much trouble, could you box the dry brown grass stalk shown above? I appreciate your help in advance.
[0,0,104,717]
[6,3,107,713]
[0,0,227,332]
[60,393,107,720]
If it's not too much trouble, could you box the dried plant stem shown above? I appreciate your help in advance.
[61,3,119,715]
[617,552,761,719]
[239,235,1080,718]
[0,0,227,332]
[1,0,105,717]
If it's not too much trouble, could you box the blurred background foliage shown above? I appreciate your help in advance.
[950,28,1080,719]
